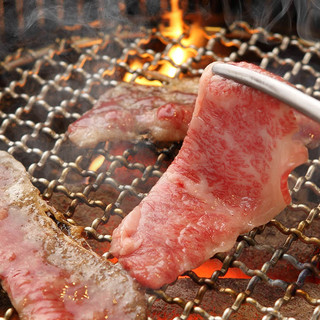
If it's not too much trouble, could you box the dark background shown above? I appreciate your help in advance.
[0,0,318,58]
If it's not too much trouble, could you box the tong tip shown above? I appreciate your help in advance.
[210,62,320,123]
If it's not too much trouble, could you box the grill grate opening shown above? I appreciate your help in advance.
[0,21,320,320]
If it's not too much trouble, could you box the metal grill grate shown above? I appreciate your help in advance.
[0,22,320,320]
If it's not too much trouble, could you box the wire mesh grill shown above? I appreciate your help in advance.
[0,22,320,320]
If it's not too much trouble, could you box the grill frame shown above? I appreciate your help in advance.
[0,21,320,320]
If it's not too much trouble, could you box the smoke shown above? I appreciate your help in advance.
[222,0,320,41]
[0,1,134,58]
[1,0,320,60]
[21,1,128,31]
[294,0,320,41]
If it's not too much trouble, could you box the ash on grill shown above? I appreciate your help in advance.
[0,18,320,320]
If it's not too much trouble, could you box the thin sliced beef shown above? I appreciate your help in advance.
[67,79,198,147]
[110,62,320,289]
[0,151,146,320]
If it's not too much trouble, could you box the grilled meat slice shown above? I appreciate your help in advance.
[67,79,198,147]
[0,151,146,320]
[110,62,320,289]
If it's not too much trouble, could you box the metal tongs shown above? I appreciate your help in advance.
[212,62,320,123]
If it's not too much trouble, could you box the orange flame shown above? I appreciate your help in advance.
[123,60,162,86]
[161,0,184,39]
[123,60,142,83]
[159,0,205,78]
[123,0,205,84]
[87,143,109,176]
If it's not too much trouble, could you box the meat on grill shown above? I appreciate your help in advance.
[110,62,320,289]
[0,151,146,320]
[67,78,198,148]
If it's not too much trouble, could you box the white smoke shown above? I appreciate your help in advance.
[294,0,320,41]
[222,0,320,41]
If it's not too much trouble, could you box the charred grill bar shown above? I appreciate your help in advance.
[0,1,320,320]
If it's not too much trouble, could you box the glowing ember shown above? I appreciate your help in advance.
[88,154,105,172]
[110,257,248,280]
[189,260,250,279]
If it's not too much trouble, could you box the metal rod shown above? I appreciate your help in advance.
[212,62,320,123]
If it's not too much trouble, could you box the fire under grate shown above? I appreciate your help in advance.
[0,22,320,319]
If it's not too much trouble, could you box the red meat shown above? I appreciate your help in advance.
[68,79,198,147]
[110,62,320,289]
[0,151,146,320]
